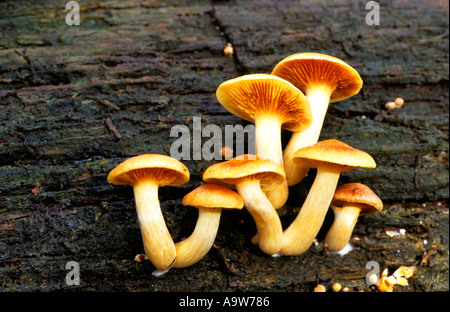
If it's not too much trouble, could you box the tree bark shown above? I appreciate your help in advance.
[0,0,448,292]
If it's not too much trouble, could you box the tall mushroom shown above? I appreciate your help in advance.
[174,183,244,268]
[271,52,363,186]
[324,183,383,252]
[107,154,190,271]
[216,74,312,209]
[203,155,285,255]
[278,140,376,256]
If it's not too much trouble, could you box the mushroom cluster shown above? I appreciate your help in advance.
[215,52,383,257]
[107,154,244,275]
[106,52,384,276]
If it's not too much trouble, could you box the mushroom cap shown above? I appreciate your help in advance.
[182,184,244,210]
[107,154,190,186]
[202,154,285,191]
[216,74,312,132]
[292,139,376,172]
[331,183,383,215]
[271,52,363,102]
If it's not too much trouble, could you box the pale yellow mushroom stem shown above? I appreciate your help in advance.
[324,205,361,252]
[173,208,222,268]
[255,115,283,165]
[283,86,333,186]
[236,178,283,255]
[278,166,341,256]
[255,115,289,209]
[134,180,177,271]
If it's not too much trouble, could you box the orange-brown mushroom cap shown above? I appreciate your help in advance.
[107,154,190,186]
[182,184,244,210]
[292,139,376,172]
[216,74,312,132]
[331,183,383,216]
[202,154,286,191]
[271,52,363,103]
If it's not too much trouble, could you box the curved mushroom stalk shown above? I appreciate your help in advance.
[134,180,177,271]
[107,154,190,272]
[173,183,243,269]
[283,87,333,185]
[278,167,341,256]
[236,179,283,255]
[173,208,222,268]
[324,205,360,252]
[202,155,286,256]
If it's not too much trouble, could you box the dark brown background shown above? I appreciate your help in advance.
[0,0,448,292]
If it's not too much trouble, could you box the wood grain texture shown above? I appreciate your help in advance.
[0,0,448,292]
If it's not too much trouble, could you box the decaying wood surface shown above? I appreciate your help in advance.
[0,0,448,292]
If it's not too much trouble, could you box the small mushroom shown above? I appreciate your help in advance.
[220,145,233,159]
[394,97,404,107]
[216,74,312,209]
[173,184,243,268]
[271,53,363,186]
[385,101,396,110]
[203,154,285,255]
[332,282,342,292]
[324,183,383,252]
[223,43,234,56]
[377,268,397,292]
[314,284,326,292]
[107,154,190,271]
[278,140,376,256]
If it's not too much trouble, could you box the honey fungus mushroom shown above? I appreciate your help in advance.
[203,155,285,255]
[173,184,243,268]
[107,154,189,271]
[278,140,376,256]
[216,74,312,209]
[271,53,363,186]
[324,183,383,252]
